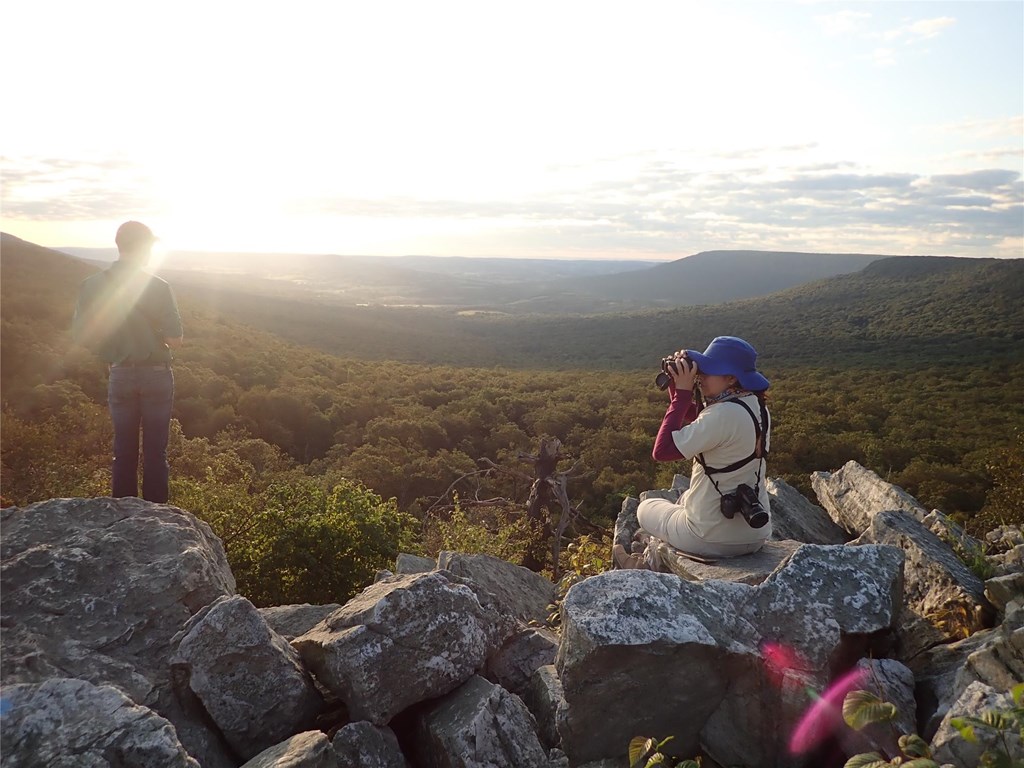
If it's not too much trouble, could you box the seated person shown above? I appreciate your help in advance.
[615,336,772,566]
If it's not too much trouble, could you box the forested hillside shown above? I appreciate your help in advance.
[161,251,1024,370]
[2,234,1021,602]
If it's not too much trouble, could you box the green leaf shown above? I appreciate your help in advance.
[950,717,977,743]
[629,737,657,768]
[900,760,940,768]
[644,756,666,768]
[844,753,891,768]
[898,733,931,758]
[1012,682,1024,707]
[676,762,701,768]
[843,690,899,730]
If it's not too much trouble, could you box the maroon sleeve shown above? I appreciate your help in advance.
[651,389,697,461]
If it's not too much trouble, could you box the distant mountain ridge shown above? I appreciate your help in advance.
[573,250,885,306]
[4,232,1021,373]
[51,239,889,312]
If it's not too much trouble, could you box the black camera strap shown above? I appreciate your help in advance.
[695,397,770,499]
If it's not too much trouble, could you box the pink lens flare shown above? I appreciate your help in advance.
[788,667,868,755]
[761,641,810,684]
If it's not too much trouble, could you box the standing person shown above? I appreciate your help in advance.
[615,336,771,565]
[73,221,183,503]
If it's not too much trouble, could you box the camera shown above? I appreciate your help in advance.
[654,354,693,390]
[719,483,769,528]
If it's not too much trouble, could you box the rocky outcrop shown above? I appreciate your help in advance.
[556,544,905,766]
[1,677,199,767]
[0,497,237,768]
[812,460,929,534]
[854,509,994,659]
[170,595,325,760]
[292,571,516,725]
[3,474,1018,768]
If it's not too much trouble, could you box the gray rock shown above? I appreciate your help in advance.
[838,659,916,759]
[258,603,342,641]
[412,674,549,768]
[240,731,338,768]
[0,497,237,768]
[986,525,1024,550]
[986,572,1024,612]
[292,571,515,725]
[653,538,802,585]
[556,544,904,766]
[854,510,994,659]
[484,625,558,697]
[395,553,436,574]
[613,496,641,553]
[437,551,555,625]
[992,544,1024,577]
[922,509,982,553]
[331,722,407,768]
[170,595,325,760]
[909,604,1024,740]
[522,664,567,750]
[930,682,1023,767]
[766,477,848,544]
[0,677,199,767]
[811,460,928,535]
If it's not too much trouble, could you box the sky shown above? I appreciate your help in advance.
[2,1,1022,260]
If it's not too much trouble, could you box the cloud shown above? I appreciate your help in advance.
[292,160,1023,257]
[0,156,158,220]
[930,169,1021,190]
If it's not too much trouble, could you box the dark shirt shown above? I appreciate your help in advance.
[72,262,182,364]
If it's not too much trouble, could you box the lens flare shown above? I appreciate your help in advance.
[788,667,868,755]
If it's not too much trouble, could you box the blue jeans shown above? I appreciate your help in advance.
[108,366,174,503]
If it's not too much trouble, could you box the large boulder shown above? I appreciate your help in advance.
[811,461,929,535]
[437,551,556,625]
[411,674,550,768]
[766,477,848,544]
[0,677,199,767]
[556,544,904,767]
[292,571,516,725]
[0,497,237,768]
[170,595,325,760]
[854,510,994,659]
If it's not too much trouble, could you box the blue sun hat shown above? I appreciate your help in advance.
[685,336,770,391]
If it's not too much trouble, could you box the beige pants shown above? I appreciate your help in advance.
[637,497,767,559]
